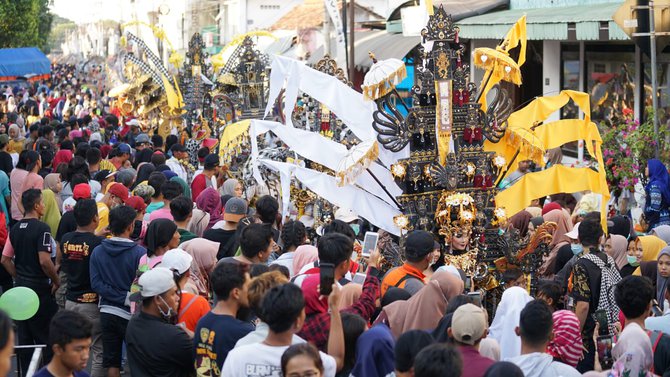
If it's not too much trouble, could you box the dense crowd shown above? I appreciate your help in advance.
[0,65,666,377]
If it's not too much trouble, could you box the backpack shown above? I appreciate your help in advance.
[581,252,622,333]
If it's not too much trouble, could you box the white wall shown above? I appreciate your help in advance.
[543,40,561,122]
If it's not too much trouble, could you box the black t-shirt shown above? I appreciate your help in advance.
[203,228,237,260]
[619,263,637,278]
[55,211,77,243]
[570,251,609,340]
[0,151,12,177]
[60,231,103,303]
[554,243,573,275]
[652,331,670,377]
[10,219,52,281]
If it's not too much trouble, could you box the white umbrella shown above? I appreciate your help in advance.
[336,140,379,186]
[361,52,407,101]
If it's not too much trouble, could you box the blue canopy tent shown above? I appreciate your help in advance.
[0,47,50,81]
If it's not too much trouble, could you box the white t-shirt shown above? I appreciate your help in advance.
[221,342,336,377]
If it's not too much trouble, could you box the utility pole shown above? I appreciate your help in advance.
[650,0,660,158]
[323,1,331,56]
[349,0,355,82]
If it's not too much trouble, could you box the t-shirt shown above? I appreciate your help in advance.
[146,201,164,214]
[222,342,337,377]
[55,210,77,243]
[178,228,197,245]
[569,251,611,341]
[96,202,109,233]
[0,151,13,177]
[177,292,210,332]
[10,169,43,220]
[60,231,103,303]
[33,367,90,377]
[5,218,52,281]
[194,312,254,377]
[203,228,237,260]
[149,207,173,221]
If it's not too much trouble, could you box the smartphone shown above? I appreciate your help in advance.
[320,263,335,296]
[362,232,379,259]
[596,335,614,369]
[352,272,366,285]
[594,309,609,336]
[467,291,482,307]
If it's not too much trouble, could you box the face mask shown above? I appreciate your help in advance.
[157,295,176,323]
[571,243,583,255]
[350,224,360,236]
[627,255,640,267]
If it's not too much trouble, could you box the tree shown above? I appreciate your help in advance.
[0,0,53,51]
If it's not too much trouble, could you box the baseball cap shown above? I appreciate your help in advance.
[335,207,358,223]
[0,134,8,146]
[161,249,193,275]
[124,196,147,213]
[171,143,187,153]
[204,154,219,169]
[73,183,92,200]
[93,169,116,182]
[117,143,131,154]
[224,197,248,222]
[135,134,150,145]
[404,230,435,260]
[130,267,176,301]
[451,303,487,345]
[107,183,129,201]
[564,222,581,240]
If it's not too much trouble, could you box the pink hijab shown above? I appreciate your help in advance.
[180,237,220,297]
[196,188,222,229]
[292,245,318,276]
[540,208,574,275]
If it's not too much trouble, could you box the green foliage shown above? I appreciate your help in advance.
[0,0,53,51]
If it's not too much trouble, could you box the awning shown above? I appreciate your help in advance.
[307,30,419,69]
[0,47,51,78]
[388,0,509,22]
[456,2,629,41]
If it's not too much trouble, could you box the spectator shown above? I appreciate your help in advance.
[0,310,13,377]
[10,150,43,221]
[1,189,59,372]
[281,343,325,377]
[501,268,526,289]
[546,310,583,368]
[292,245,319,279]
[55,182,91,242]
[657,247,670,311]
[125,267,194,376]
[191,154,220,201]
[643,159,670,231]
[92,170,114,201]
[124,196,147,242]
[220,178,243,198]
[139,218,179,272]
[204,197,247,259]
[170,196,196,244]
[161,248,209,333]
[508,300,581,377]
[195,187,222,230]
[338,312,367,376]
[145,172,167,214]
[271,220,306,276]
[180,238,219,298]
[89,205,145,377]
[0,134,12,177]
[222,283,342,377]
[256,195,280,241]
[413,343,463,377]
[483,362,525,377]
[293,232,353,287]
[536,280,562,312]
[148,181,183,221]
[60,199,104,376]
[448,304,494,377]
[115,168,136,188]
[165,144,190,182]
[33,310,92,377]
[220,223,274,265]
[394,330,435,377]
[488,287,532,360]
[194,262,254,375]
[381,230,434,296]
[95,182,128,234]
[605,234,629,276]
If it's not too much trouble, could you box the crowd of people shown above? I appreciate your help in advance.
[0,65,667,377]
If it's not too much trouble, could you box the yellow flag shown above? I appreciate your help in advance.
[498,15,527,67]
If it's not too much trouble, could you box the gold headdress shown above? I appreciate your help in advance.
[435,192,477,239]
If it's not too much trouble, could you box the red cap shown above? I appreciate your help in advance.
[107,183,129,201]
[124,196,147,213]
[73,183,92,200]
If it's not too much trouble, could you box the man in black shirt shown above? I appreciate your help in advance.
[0,134,13,177]
[61,199,104,377]
[1,189,59,373]
[125,267,194,377]
[615,275,670,376]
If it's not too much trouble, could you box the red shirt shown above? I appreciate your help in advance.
[191,174,208,202]
[458,345,495,377]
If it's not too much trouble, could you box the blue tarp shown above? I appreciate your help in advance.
[0,47,50,78]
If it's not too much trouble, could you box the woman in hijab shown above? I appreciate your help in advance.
[133,163,155,189]
[52,149,73,172]
[188,207,210,238]
[40,189,61,235]
[572,193,600,224]
[349,324,395,377]
[546,310,582,368]
[652,224,670,245]
[540,207,573,275]
[170,176,191,201]
[219,178,243,198]
[377,270,464,338]
[605,234,629,274]
[43,173,63,210]
[180,237,220,298]
[292,245,319,277]
[140,219,180,269]
[488,286,533,360]
[656,247,670,311]
[633,235,668,277]
[583,321,654,377]
[644,159,670,230]
[509,210,532,237]
[7,124,24,154]
[195,188,222,229]
[338,283,363,311]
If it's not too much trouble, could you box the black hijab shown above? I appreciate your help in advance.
[608,215,632,239]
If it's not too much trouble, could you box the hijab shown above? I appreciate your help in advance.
[220,178,240,197]
[8,124,23,141]
[546,310,583,367]
[483,362,524,377]
[541,208,574,275]
[608,234,629,270]
[541,202,562,216]
[302,274,329,316]
[381,270,463,338]
[292,245,318,276]
[44,173,63,209]
[653,224,670,245]
[338,283,363,311]
[180,237,219,297]
[195,188,222,229]
[647,158,670,204]
[657,247,670,310]
[40,189,61,235]
[188,208,210,238]
[144,219,177,257]
[53,150,73,171]
[349,324,395,377]
[509,210,532,237]
[609,215,632,239]
[134,163,155,189]
[639,235,667,262]
[479,338,501,361]
[488,286,533,360]
[170,176,191,200]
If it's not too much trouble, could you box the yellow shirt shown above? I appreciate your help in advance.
[7,140,23,154]
[99,159,117,173]
[96,202,109,233]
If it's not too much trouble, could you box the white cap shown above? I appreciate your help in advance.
[161,249,193,275]
[335,207,358,223]
[564,222,581,240]
[134,267,176,299]
[126,118,140,127]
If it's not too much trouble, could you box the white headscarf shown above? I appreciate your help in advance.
[488,286,533,360]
